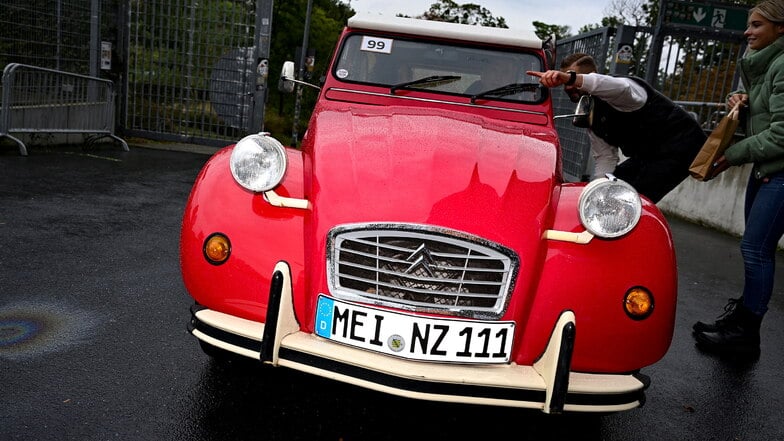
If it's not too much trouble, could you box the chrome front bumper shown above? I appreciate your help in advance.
[188,262,648,414]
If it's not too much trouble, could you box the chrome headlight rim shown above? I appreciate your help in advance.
[578,177,642,239]
[229,133,287,192]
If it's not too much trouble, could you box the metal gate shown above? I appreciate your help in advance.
[0,0,95,75]
[123,0,265,146]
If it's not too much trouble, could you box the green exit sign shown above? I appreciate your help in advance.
[665,1,749,32]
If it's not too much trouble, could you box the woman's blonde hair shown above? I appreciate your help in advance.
[752,0,784,24]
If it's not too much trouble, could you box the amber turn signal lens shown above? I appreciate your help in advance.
[203,233,231,265]
[624,287,653,320]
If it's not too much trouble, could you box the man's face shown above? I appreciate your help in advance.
[563,62,586,103]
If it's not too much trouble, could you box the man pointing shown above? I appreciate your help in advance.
[528,53,706,203]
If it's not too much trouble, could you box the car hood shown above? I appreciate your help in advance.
[303,104,559,268]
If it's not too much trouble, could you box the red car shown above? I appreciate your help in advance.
[181,14,677,414]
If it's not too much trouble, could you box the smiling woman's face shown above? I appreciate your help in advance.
[745,11,784,50]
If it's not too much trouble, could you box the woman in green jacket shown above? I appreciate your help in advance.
[693,0,784,355]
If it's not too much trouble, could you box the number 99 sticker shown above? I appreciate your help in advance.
[360,36,393,54]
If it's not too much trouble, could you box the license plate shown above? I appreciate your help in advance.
[314,295,514,363]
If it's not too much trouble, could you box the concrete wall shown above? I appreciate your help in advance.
[657,163,784,248]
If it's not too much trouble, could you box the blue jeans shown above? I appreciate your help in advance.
[741,170,784,317]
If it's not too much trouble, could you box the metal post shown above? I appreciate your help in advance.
[56,0,62,71]
[119,0,131,136]
[608,25,636,76]
[251,0,275,134]
[645,0,668,87]
[90,0,101,78]
[88,0,101,106]
[291,0,313,147]
[186,1,197,117]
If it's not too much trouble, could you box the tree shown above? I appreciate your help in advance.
[414,0,508,28]
[576,0,656,33]
[532,21,570,41]
[265,0,353,143]
[604,0,651,26]
[569,0,659,77]
[578,17,624,34]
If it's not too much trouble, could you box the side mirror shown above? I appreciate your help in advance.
[277,60,322,93]
[571,95,594,128]
[278,61,296,93]
[553,95,594,128]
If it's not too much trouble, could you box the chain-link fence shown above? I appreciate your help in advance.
[1,0,92,74]
[123,0,260,145]
[0,0,123,76]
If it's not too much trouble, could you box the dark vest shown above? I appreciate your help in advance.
[589,77,706,159]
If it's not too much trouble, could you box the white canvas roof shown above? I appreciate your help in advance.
[347,14,544,49]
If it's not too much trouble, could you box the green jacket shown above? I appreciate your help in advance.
[725,35,784,178]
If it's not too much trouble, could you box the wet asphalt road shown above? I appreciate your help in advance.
[1,144,783,441]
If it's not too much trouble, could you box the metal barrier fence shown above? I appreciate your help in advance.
[0,63,128,156]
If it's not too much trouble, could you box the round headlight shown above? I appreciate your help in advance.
[578,177,641,238]
[229,133,287,192]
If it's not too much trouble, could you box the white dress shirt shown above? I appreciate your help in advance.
[577,73,648,178]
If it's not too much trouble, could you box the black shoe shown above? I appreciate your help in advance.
[692,297,742,333]
[694,304,761,355]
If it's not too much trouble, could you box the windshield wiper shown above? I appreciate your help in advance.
[470,83,541,104]
[390,75,461,94]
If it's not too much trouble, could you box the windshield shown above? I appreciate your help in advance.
[333,33,546,104]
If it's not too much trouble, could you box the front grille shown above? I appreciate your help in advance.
[327,224,519,319]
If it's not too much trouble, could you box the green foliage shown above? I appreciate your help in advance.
[575,0,657,32]
[643,0,658,25]
[0,0,94,73]
[264,112,295,146]
[265,0,353,142]
[413,0,508,27]
[576,15,624,35]
[129,1,257,95]
[532,21,570,40]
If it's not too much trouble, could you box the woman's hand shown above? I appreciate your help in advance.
[727,93,748,109]
[708,155,731,180]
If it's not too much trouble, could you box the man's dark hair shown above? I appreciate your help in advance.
[560,53,598,73]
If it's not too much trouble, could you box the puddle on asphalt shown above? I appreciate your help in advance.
[0,301,103,360]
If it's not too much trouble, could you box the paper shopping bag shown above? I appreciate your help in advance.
[689,103,741,181]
